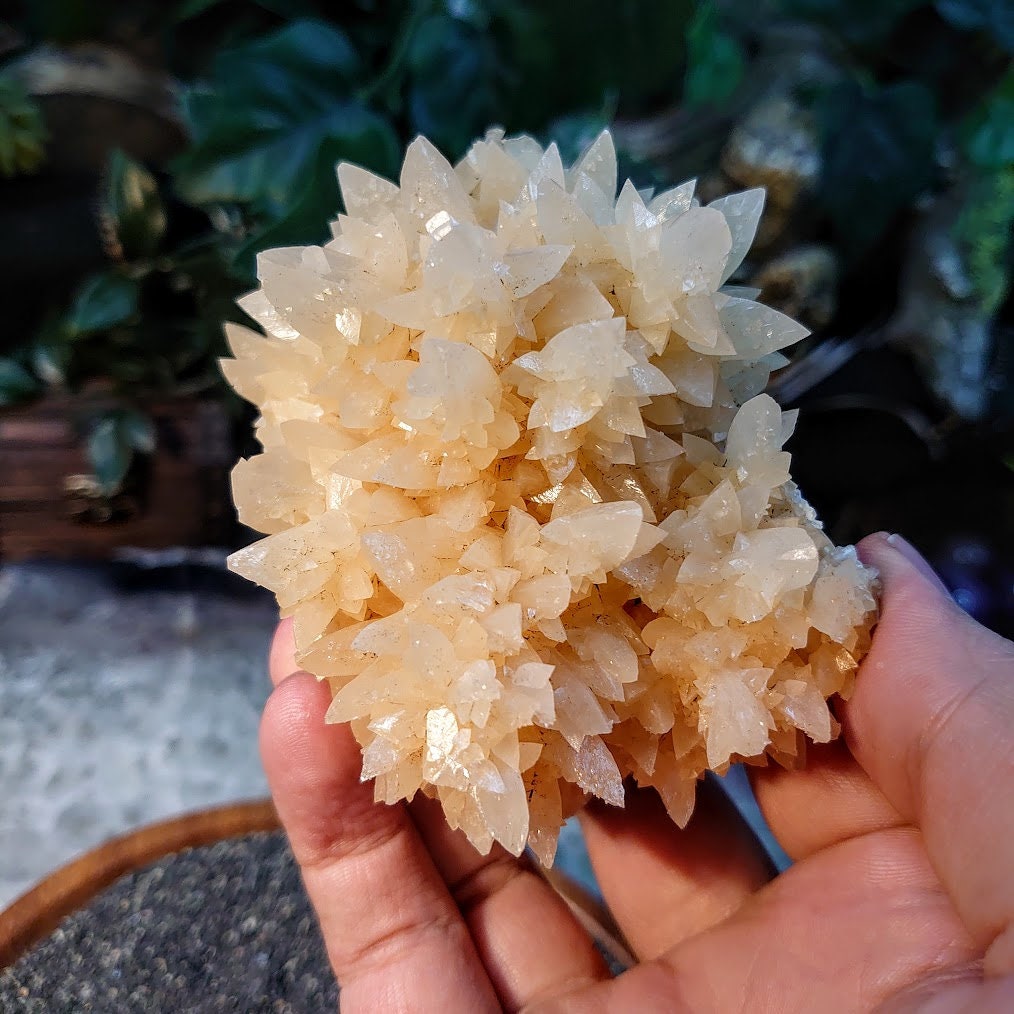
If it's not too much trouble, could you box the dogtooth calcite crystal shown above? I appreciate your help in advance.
[225,129,878,864]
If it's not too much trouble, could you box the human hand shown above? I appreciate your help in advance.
[260,533,1014,1012]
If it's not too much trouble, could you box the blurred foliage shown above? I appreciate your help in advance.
[683,1,746,108]
[955,68,1014,315]
[816,81,938,258]
[958,166,1014,315]
[0,0,1010,587]
[103,149,168,260]
[935,0,1014,51]
[0,357,40,406]
[173,18,399,264]
[88,407,156,495]
[0,75,47,176]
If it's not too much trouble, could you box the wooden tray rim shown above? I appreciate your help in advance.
[0,798,280,970]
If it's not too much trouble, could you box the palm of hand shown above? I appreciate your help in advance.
[261,535,1014,1012]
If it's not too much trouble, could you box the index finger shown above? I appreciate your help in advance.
[261,674,501,1012]
[264,625,611,1010]
[842,533,1014,974]
[269,616,298,686]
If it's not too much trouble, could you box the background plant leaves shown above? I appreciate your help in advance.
[956,166,1014,314]
[935,0,1014,52]
[816,80,938,257]
[683,1,746,108]
[406,14,499,155]
[104,150,168,260]
[119,408,156,454]
[30,317,74,386]
[963,69,1014,168]
[783,0,925,48]
[172,18,398,248]
[0,76,48,177]
[498,0,692,129]
[88,413,133,495]
[87,409,156,495]
[67,273,141,337]
[0,358,41,406]
[231,139,355,277]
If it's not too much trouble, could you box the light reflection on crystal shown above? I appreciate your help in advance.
[225,129,879,864]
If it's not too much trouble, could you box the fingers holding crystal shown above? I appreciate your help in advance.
[535,827,978,1014]
[579,779,773,961]
[842,533,1014,971]
[407,794,610,1009]
[228,129,881,864]
[269,616,298,687]
[260,674,501,1012]
[266,641,609,1010]
[748,739,903,861]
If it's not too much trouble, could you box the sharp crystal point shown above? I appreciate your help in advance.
[225,129,879,861]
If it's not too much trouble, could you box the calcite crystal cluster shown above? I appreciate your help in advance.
[225,130,878,864]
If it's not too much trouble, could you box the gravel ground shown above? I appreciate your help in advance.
[0,830,339,1013]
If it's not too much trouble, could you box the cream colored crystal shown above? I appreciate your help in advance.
[225,129,878,865]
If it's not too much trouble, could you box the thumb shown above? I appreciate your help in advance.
[843,533,1014,973]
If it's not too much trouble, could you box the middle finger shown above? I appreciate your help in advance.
[580,778,774,960]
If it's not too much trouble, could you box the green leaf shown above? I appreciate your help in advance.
[406,15,499,157]
[29,311,78,386]
[119,409,157,454]
[935,0,1014,52]
[84,409,155,496]
[0,358,41,407]
[963,70,1014,168]
[88,414,133,496]
[231,136,363,275]
[0,77,48,177]
[103,150,167,260]
[173,18,396,237]
[816,81,938,257]
[955,165,1014,314]
[31,341,70,386]
[497,0,692,126]
[67,273,140,336]
[683,1,745,108]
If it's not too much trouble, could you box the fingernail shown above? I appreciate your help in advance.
[885,533,950,594]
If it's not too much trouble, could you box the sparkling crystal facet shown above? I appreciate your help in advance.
[225,129,879,863]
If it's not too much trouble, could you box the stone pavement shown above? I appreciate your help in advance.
[0,560,277,907]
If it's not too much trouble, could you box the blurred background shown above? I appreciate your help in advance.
[0,0,1011,907]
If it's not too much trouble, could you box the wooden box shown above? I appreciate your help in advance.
[0,396,236,560]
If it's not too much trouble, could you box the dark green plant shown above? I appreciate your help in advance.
[0,0,1010,496]
[683,1,746,109]
[172,19,399,268]
[1,147,252,492]
[0,76,47,177]
[957,68,1014,315]
[815,80,939,259]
